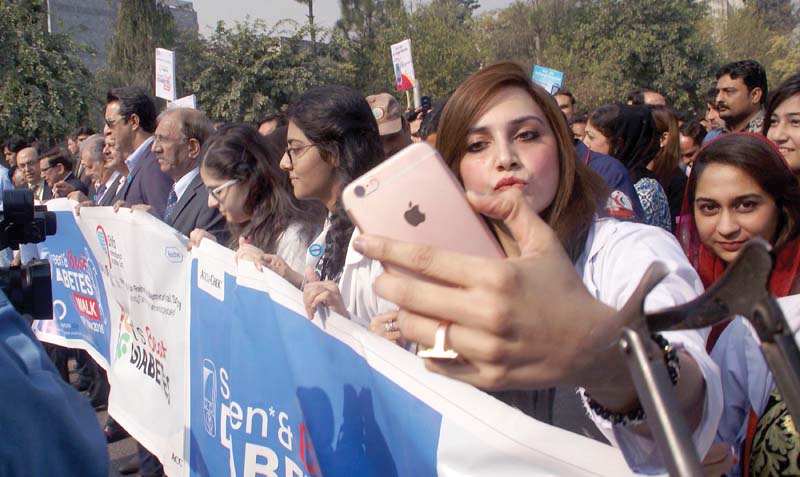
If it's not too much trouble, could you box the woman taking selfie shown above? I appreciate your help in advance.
[353,62,722,473]
[677,132,800,476]
[189,123,323,286]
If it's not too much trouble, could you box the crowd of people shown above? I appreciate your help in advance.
[3,57,800,476]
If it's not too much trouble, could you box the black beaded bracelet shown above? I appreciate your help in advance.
[584,333,681,427]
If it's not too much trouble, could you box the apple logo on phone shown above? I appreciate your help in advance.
[404,202,426,226]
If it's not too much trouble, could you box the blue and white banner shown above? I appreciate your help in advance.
[187,240,635,476]
[34,204,637,476]
[76,206,191,477]
[33,199,114,369]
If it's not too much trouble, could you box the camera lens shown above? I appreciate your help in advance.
[354,185,366,197]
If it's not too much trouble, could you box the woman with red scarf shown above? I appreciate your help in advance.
[677,132,800,476]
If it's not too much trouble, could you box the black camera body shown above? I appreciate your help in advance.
[0,189,57,320]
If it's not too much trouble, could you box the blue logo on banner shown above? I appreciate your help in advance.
[188,261,441,476]
[38,211,112,362]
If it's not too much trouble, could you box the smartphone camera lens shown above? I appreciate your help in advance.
[354,185,366,197]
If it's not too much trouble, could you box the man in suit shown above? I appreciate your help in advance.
[39,147,89,199]
[138,108,225,239]
[16,146,49,201]
[69,135,122,206]
[103,86,172,216]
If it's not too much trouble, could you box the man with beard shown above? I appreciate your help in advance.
[715,60,767,134]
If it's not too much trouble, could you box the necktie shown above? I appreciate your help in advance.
[163,186,178,221]
[94,184,106,203]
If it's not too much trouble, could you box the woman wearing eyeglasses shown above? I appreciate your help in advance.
[275,85,398,332]
[188,123,324,287]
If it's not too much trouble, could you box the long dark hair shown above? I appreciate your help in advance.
[288,85,384,281]
[589,104,661,183]
[687,133,800,251]
[200,123,324,252]
[648,105,681,189]
[436,61,608,263]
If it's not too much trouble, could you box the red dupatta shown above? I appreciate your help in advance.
[675,132,800,351]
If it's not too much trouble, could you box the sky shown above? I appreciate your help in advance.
[190,0,516,36]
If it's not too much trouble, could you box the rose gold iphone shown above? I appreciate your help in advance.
[342,142,505,358]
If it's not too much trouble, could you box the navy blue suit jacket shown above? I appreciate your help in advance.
[114,143,172,217]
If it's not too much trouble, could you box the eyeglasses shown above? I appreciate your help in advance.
[40,166,52,172]
[104,115,129,129]
[207,179,239,202]
[285,143,318,165]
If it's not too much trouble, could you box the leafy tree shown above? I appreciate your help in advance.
[479,0,578,65]
[710,3,800,86]
[183,20,358,122]
[99,0,178,94]
[337,0,405,42]
[0,0,95,142]
[750,0,799,33]
[392,1,482,98]
[544,0,718,113]
[336,0,406,92]
[294,0,318,49]
[435,0,480,24]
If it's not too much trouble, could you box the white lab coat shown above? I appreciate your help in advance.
[710,295,800,477]
[577,217,723,474]
[303,219,395,328]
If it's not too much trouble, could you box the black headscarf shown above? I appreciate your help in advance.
[592,104,661,183]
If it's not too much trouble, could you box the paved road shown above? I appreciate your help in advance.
[94,409,139,477]
[70,360,140,476]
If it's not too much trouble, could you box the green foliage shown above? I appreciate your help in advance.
[337,0,405,42]
[710,3,800,86]
[341,0,481,99]
[177,20,358,123]
[0,0,95,142]
[479,0,577,66]
[750,0,799,34]
[542,0,718,110]
[99,0,178,94]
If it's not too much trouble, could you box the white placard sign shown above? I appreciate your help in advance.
[155,47,177,102]
[391,39,416,92]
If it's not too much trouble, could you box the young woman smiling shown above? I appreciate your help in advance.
[677,132,800,476]
[764,72,800,175]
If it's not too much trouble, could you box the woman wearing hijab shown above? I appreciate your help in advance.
[677,132,800,476]
[584,104,672,230]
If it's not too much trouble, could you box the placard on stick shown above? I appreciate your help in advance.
[155,48,176,102]
[391,39,416,92]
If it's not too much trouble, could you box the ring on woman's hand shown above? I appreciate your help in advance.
[384,319,397,333]
[417,321,459,360]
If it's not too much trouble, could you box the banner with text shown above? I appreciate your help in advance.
[32,199,115,369]
[35,206,637,477]
[77,206,191,477]
[186,240,635,477]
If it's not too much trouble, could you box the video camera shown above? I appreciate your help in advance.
[0,189,57,320]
